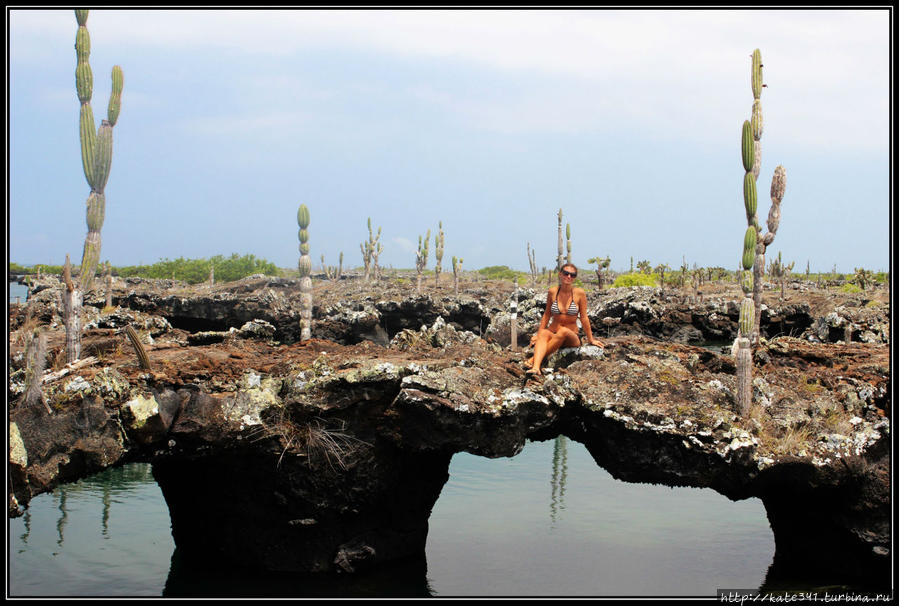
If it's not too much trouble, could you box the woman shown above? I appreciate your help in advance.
[526,263,604,376]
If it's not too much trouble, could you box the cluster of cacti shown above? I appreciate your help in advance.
[527,243,538,287]
[736,48,787,416]
[637,260,653,275]
[75,9,123,293]
[360,218,383,283]
[452,255,463,296]
[297,204,312,341]
[768,251,794,301]
[852,267,873,291]
[690,267,705,301]
[415,229,430,294]
[322,252,343,281]
[434,222,445,286]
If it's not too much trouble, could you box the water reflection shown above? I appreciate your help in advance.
[549,435,568,524]
[55,490,68,546]
[10,445,784,597]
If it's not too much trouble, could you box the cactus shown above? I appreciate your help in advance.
[415,229,430,294]
[566,223,572,265]
[590,257,612,290]
[653,262,669,290]
[297,204,312,341]
[745,49,787,344]
[739,298,755,338]
[452,255,462,296]
[768,251,794,301]
[360,218,382,283]
[434,221,445,287]
[62,254,82,363]
[736,48,786,416]
[852,267,873,291]
[556,209,564,270]
[75,10,123,293]
[104,261,113,308]
[527,243,538,287]
[322,252,343,281]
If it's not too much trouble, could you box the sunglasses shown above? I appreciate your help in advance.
[560,270,577,278]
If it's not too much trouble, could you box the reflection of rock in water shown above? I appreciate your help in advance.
[40,464,160,544]
[20,508,31,545]
[55,490,67,547]
[102,484,111,537]
[550,436,568,524]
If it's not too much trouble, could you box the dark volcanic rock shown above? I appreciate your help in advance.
[7,275,891,588]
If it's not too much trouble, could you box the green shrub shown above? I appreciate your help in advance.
[839,283,862,293]
[612,272,658,287]
[115,253,279,284]
[478,265,526,282]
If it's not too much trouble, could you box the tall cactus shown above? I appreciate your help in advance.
[66,9,123,362]
[75,9,123,293]
[434,221,445,287]
[297,204,312,341]
[566,223,572,265]
[736,48,787,416]
[746,48,787,345]
[415,229,430,295]
[556,209,564,270]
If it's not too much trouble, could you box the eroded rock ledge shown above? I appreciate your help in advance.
[8,315,890,588]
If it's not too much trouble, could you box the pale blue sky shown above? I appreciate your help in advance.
[7,8,891,273]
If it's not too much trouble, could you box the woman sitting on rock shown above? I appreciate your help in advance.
[526,263,604,376]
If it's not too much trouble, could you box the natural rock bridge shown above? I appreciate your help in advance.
[8,320,890,590]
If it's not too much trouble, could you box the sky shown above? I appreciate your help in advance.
[7,7,892,274]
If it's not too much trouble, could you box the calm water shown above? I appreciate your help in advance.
[9,281,28,305]
[7,438,775,597]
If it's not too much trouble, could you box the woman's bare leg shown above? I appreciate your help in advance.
[529,327,578,374]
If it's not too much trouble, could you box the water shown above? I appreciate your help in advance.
[7,439,775,598]
[9,281,29,305]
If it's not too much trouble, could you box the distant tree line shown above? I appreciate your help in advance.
[9,253,279,285]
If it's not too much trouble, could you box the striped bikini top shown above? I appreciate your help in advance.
[551,296,579,316]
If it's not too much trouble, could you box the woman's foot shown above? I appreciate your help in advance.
[525,367,541,376]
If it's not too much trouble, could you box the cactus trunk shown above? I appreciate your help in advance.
[297,204,312,341]
[62,255,82,364]
[736,338,753,416]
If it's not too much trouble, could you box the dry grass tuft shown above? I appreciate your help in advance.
[262,414,372,472]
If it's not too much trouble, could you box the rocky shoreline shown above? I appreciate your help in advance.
[7,274,891,588]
